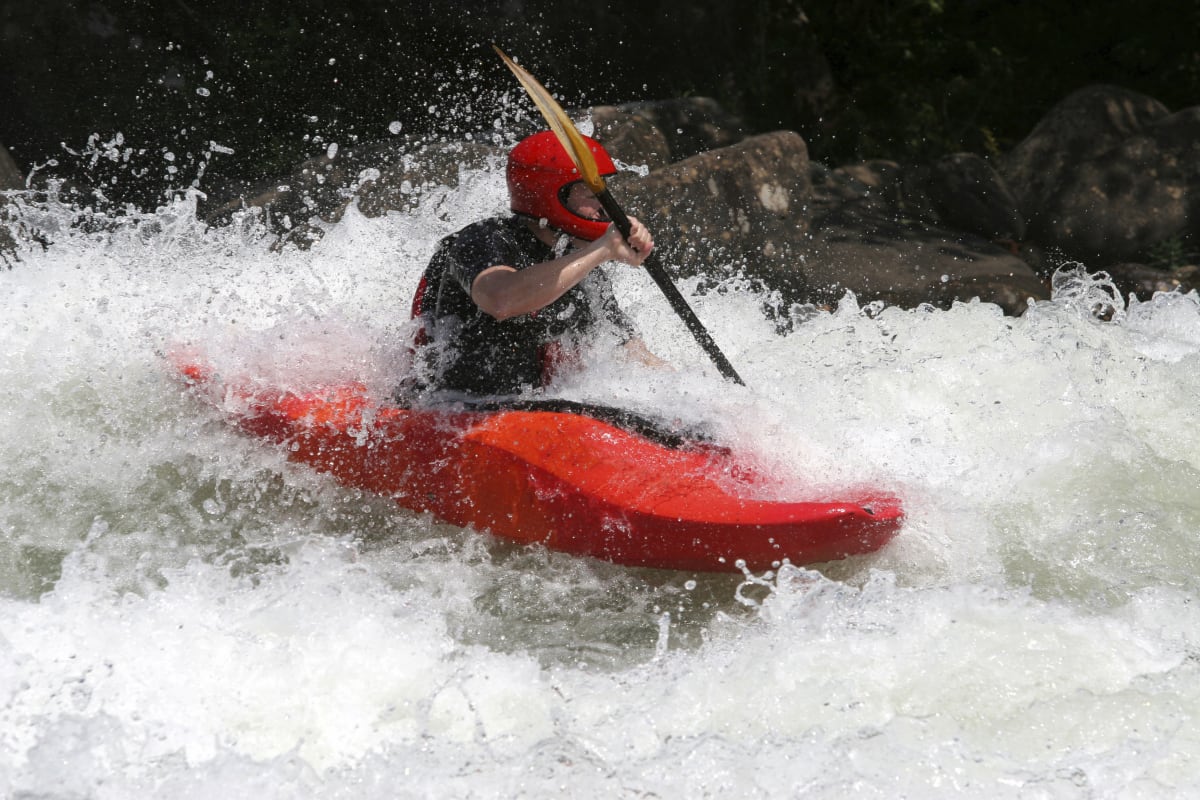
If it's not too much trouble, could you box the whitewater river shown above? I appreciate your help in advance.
[3,154,1200,798]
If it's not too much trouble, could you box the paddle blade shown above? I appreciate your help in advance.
[493,45,608,195]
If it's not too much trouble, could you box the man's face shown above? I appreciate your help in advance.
[563,182,607,223]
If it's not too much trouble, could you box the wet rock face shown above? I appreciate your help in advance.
[1000,85,1200,265]
[619,130,813,280]
[903,152,1026,243]
[591,97,750,165]
[799,188,1045,316]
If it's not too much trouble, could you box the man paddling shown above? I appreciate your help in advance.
[402,131,667,398]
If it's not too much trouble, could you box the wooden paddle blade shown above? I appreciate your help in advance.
[493,45,608,194]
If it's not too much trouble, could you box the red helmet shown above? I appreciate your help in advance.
[507,131,616,241]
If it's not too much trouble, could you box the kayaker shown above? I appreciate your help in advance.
[401,130,667,398]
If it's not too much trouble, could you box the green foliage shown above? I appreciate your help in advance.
[801,0,1200,164]
[1148,237,1200,270]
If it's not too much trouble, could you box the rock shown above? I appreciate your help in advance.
[1061,134,1191,261]
[351,140,504,218]
[587,97,751,175]
[0,143,22,191]
[1010,240,1059,280]
[798,155,1044,313]
[587,106,673,172]
[816,156,1024,244]
[1000,85,1199,263]
[202,138,506,246]
[1105,262,1200,301]
[1001,85,1170,208]
[809,159,904,219]
[904,152,1026,241]
[801,197,1048,315]
[619,130,812,288]
[597,97,749,162]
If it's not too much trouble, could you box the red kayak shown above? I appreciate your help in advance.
[174,359,902,572]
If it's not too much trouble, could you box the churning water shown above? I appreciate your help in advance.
[3,150,1200,798]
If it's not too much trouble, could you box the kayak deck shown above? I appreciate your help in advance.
[177,361,902,572]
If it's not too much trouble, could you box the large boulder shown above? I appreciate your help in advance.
[1002,85,1170,198]
[620,130,812,286]
[1000,85,1200,264]
[902,152,1026,242]
[587,106,673,172]
[797,159,1048,314]
[799,197,1048,315]
[350,140,504,219]
[590,97,749,166]
[201,137,506,248]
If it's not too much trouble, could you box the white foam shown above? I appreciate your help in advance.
[3,167,1200,796]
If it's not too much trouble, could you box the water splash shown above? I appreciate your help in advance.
[4,150,1200,796]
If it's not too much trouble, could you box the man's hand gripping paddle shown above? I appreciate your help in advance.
[494,45,745,386]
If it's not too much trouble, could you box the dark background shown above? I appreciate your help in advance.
[2,0,1197,211]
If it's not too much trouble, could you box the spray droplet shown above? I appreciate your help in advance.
[196,87,210,97]
[388,121,402,135]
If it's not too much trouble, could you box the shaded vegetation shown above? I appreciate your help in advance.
[804,0,1200,160]
[1,0,1196,209]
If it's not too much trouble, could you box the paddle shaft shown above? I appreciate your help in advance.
[595,188,745,386]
